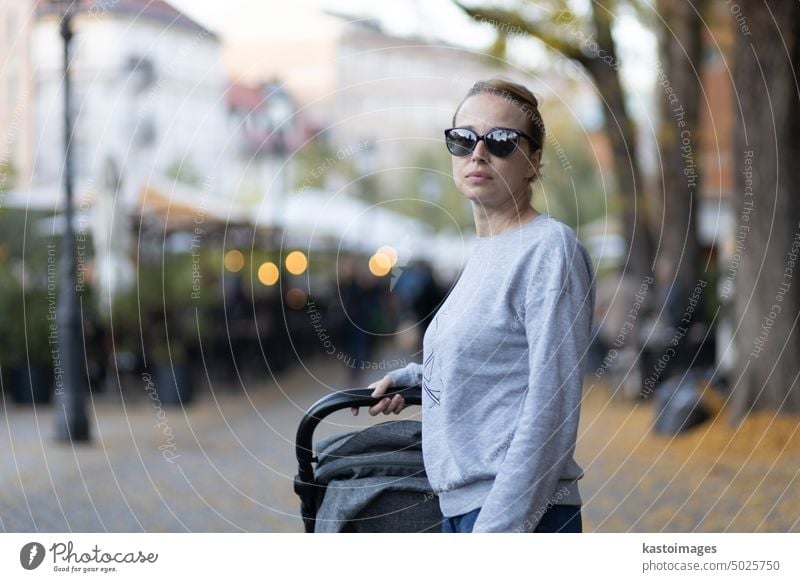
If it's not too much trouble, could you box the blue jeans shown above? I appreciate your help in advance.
[441,504,582,533]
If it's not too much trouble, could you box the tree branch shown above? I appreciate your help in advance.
[453,0,589,64]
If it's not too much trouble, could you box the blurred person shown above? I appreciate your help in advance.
[338,255,380,384]
[393,260,447,353]
[410,261,446,330]
[351,78,596,533]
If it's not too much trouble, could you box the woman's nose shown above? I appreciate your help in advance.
[471,138,489,161]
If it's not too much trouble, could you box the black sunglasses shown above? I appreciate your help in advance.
[444,127,537,158]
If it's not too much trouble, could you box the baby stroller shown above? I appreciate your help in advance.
[293,385,443,532]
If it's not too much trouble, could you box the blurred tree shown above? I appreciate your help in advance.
[730,1,800,418]
[403,147,473,231]
[651,0,707,322]
[532,120,610,228]
[292,136,338,191]
[454,0,654,279]
[165,157,202,187]
[0,157,18,192]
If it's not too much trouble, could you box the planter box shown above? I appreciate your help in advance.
[153,363,194,405]
[8,365,53,405]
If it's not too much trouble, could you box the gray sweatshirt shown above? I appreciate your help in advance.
[389,212,596,532]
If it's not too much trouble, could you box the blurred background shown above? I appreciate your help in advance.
[0,0,798,533]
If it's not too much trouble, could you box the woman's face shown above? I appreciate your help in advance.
[451,92,541,208]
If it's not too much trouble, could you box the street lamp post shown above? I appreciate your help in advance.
[264,83,294,252]
[51,1,91,442]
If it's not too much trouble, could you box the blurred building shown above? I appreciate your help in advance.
[225,79,301,229]
[0,0,247,306]
[697,2,735,257]
[0,0,35,187]
[0,2,613,292]
[26,0,227,194]
[222,13,588,207]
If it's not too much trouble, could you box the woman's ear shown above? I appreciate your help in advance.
[526,149,542,180]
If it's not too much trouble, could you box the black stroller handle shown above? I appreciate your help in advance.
[295,385,422,481]
[293,385,421,532]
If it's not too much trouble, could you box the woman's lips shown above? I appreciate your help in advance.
[466,172,493,183]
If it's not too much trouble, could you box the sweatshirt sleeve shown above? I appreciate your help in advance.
[388,362,423,387]
[471,250,594,533]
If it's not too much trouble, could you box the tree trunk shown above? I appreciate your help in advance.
[730,0,800,419]
[653,0,706,316]
[588,1,654,280]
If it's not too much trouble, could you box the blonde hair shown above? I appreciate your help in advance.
[452,78,546,188]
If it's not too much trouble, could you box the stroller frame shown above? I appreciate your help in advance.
[293,385,423,533]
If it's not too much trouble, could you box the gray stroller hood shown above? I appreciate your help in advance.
[313,419,442,532]
[293,386,442,533]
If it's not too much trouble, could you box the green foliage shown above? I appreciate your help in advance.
[0,157,18,192]
[165,157,203,187]
[292,136,341,191]
[390,146,474,231]
[135,253,205,364]
[531,123,610,228]
[0,209,59,368]
[0,261,28,367]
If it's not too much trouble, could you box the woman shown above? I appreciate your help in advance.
[351,78,596,533]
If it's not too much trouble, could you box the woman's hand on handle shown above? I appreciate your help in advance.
[350,374,406,416]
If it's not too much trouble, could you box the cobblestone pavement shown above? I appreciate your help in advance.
[577,383,800,533]
[1,349,398,533]
[2,348,798,532]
